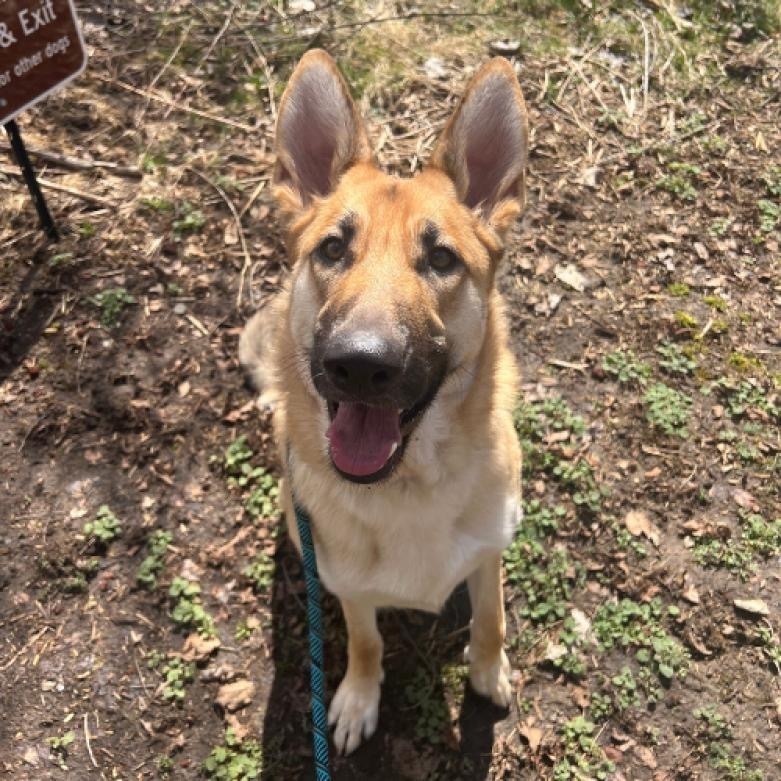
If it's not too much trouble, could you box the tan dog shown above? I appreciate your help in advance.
[240,49,527,755]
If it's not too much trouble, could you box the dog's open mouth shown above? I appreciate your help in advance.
[325,402,420,483]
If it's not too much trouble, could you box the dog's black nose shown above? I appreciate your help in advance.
[323,332,404,399]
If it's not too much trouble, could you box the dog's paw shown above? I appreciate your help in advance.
[465,645,512,708]
[328,674,381,755]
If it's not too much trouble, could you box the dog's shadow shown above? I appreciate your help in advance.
[260,533,510,781]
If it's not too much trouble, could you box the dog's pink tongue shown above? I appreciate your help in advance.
[327,403,401,477]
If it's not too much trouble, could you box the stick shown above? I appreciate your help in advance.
[0,166,117,207]
[186,167,253,307]
[0,142,141,179]
[98,77,256,133]
[84,713,98,768]
[163,3,239,119]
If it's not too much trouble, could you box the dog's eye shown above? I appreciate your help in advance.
[318,237,346,263]
[428,247,459,274]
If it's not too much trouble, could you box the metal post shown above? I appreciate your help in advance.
[4,120,59,241]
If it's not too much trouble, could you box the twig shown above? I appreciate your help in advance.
[164,3,239,119]
[84,713,98,768]
[186,167,253,308]
[0,143,141,179]
[239,179,266,219]
[0,166,117,207]
[98,77,256,133]
[141,20,195,121]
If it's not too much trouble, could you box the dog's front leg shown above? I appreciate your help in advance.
[328,598,383,755]
[465,554,512,707]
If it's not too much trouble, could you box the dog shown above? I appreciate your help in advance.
[239,49,527,755]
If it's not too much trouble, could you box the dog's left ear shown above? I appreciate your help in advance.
[430,58,528,235]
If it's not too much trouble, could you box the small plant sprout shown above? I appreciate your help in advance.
[173,201,206,235]
[203,728,263,780]
[91,287,135,328]
[137,530,174,589]
[169,577,217,638]
[243,553,275,592]
[656,342,697,375]
[83,505,122,545]
[160,658,196,703]
[602,350,651,385]
[643,383,692,437]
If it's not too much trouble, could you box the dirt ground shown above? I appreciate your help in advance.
[1,2,779,780]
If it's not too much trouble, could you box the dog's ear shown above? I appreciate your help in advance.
[430,58,528,235]
[274,49,371,212]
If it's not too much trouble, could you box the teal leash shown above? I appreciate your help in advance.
[294,501,332,781]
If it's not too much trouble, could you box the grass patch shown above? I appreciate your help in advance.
[602,349,651,385]
[644,383,692,437]
[504,500,581,625]
[220,436,281,521]
[169,577,216,638]
[552,715,614,780]
[403,666,452,744]
[136,530,174,589]
[513,397,603,512]
[667,282,691,297]
[656,163,701,202]
[83,505,122,546]
[243,553,275,592]
[694,706,764,780]
[160,658,195,704]
[693,510,781,580]
[656,342,697,376]
[203,728,263,780]
[172,201,206,235]
[714,379,778,420]
[90,288,135,328]
[593,598,689,699]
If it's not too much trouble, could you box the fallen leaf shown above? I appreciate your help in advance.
[635,745,658,769]
[733,598,769,617]
[519,720,543,752]
[216,679,255,712]
[224,714,249,741]
[731,488,758,511]
[554,263,587,292]
[624,510,661,546]
[181,633,221,662]
[682,584,700,604]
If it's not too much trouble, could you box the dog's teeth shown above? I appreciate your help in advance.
[388,441,399,457]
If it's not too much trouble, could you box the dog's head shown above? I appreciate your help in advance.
[274,50,527,484]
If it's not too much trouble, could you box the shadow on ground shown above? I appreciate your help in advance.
[261,535,511,780]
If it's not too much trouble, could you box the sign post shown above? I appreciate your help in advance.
[1,0,88,239]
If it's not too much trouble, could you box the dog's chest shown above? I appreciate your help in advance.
[316,492,518,612]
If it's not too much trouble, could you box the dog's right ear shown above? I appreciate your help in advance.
[274,49,371,214]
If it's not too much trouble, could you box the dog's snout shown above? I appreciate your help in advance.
[323,332,404,399]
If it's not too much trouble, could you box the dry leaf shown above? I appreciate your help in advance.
[682,584,700,604]
[731,488,758,511]
[624,510,661,546]
[635,745,658,769]
[554,263,587,292]
[519,719,543,752]
[733,598,769,617]
[181,633,221,662]
[224,714,249,741]
[216,679,255,711]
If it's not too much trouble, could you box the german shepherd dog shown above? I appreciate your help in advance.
[240,50,527,755]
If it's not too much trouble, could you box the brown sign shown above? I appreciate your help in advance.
[0,0,87,125]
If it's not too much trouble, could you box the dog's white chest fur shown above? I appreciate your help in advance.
[291,442,520,612]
